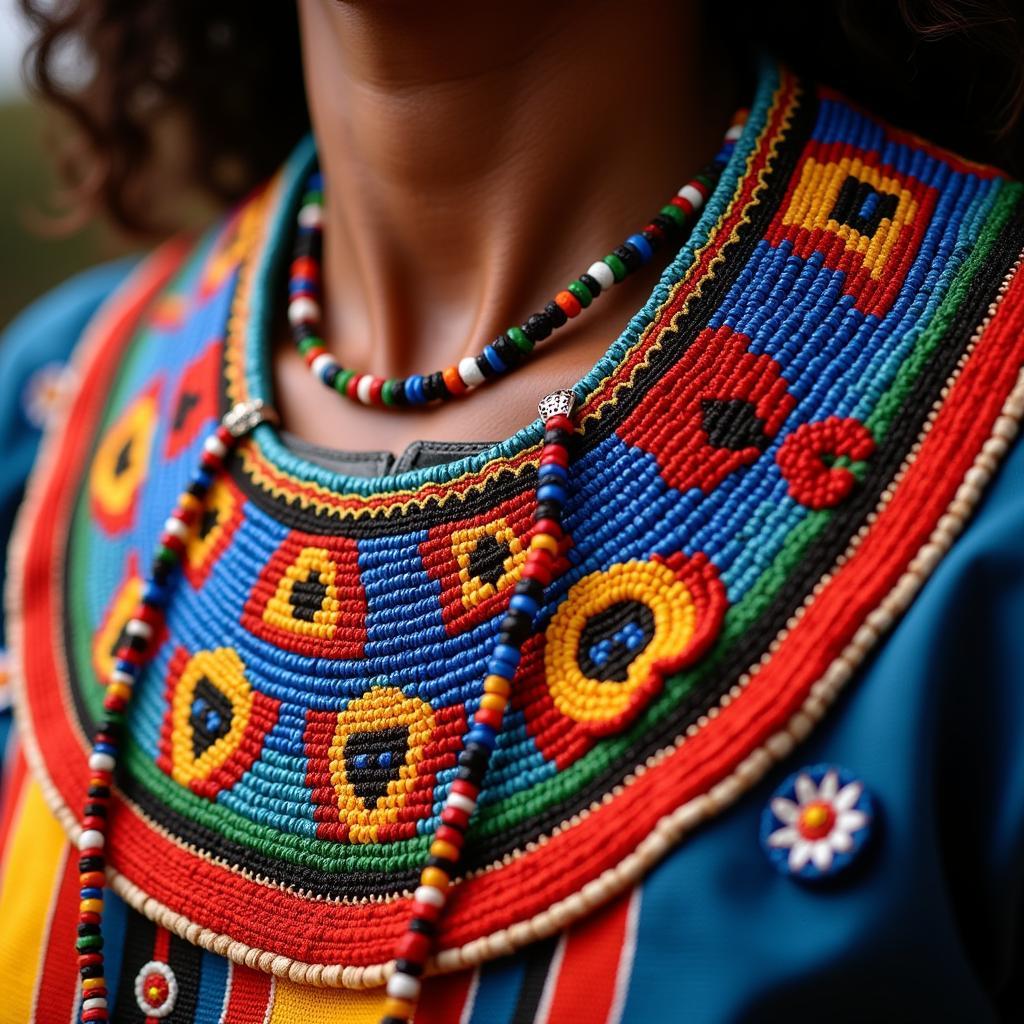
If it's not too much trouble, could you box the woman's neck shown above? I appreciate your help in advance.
[285,0,738,453]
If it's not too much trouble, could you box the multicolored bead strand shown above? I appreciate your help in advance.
[73,400,276,1024]
[379,389,577,1024]
[288,116,745,408]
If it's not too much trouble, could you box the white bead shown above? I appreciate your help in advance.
[79,829,105,850]
[458,356,485,388]
[356,375,375,405]
[110,669,135,688]
[310,353,336,380]
[162,516,189,541]
[446,792,476,815]
[678,184,704,209]
[725,123,743,142]
[88,752,116,773]
[125,618,153,640]
[414,884,446,907]
[204,434,228,459]
[83,998,108,1010]
[288,296,320,327]
[387,972,421,1001]
[297,203,323,230]
[587,260,615,291]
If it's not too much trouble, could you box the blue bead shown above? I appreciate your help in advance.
[114,659,139,677]
[308,171,324,191]
[484,345,507,373]
[538,463,569,483]
[80,887,103,900]
[536,482,568,504]
[492,644,521,667]
[193,467,215,489]
[466,725,497,750]
[378,751,393,768]
[510,594,539,615]
[406,375,426,405]
[626,233,653,263]
[143,581,170,607]
[289,276,318,295]
[94,742,117,757]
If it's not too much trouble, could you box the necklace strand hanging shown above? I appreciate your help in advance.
[288,116,744,409]
[72,114,746,1024]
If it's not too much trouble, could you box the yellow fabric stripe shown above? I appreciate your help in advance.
[0,776,70,1023]
[268,978,388,1024]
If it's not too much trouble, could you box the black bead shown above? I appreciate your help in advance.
[425,854,457,874]
[640,228,661,249]
[544,426,572,447]
[653,214,679,237]
[493,334,523,366]
[83,803,108,819]
[457,744,490,774]
[523,312,553,343]
[476,352,498,380]
[77,923,100,937]
[499,608,532,639]
[578,272,601,297]
[534,500,562,523]
[99,717,122,737]
[615,243,640,271]
[390,379,408,406]
[292,320,319,343]
[409,917,437,936]
[323,364,340,387]
[78,856,105,873]
[80,963,104,979]
[422,371,447,402]
[381,1017,408,1024]
[544,300,568,329]
[518,577,546,603]
[87,785,111,800]
[395,958,424,978]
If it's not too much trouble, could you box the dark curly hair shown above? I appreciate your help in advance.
[18,0,1024,235]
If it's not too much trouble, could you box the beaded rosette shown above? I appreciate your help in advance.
[10,63,1024,985]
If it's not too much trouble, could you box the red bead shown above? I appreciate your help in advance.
[82,815,106,831]
[114,645,145,666]
[81,1009,108,1022]
[303,345,328,368]
[103,695,127,713]
[410,899,442,923]
[369,377,386,405]
[199,451,224,474]
[540,447,569,467]
[544,413,574,433]
[291,256,320,282]
[531,519,562,539]
[215,424,233,446]
[79,911,101,925]
[691,178,711,200]
[441,806,470,830]
[159,531,186,556]
[435,826,464,850]
[451,779,480,800]
[78,953,104,967]
[474,707,503,730]
[346,374,362,401]
[671,195,694,216]
[395,930,431,963]
[643,221,665,242]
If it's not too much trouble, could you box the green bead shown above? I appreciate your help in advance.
[507,326,534,354]
[76,935,103,952]
[567,280,593,307]
[381,379,396,406]
[603,253,628,282]
[302,190,324,207]
[335,369,356,394]
[155,546,178,567]
[105,710,126,727]
[660,204,687,228]
[296,335,322,355]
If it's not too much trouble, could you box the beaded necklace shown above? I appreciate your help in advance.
[72,119,745,1024]
[288,120,744,408]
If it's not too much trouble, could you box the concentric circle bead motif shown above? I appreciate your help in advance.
[88,380,161,533]
[157,647,280,800]
[133,961,178,1019]
[304,687,465,844]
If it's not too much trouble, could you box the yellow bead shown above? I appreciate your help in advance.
[529,533,558,553]
[83,977,106,991]
[383,996,415,1019]
[483,675,511,696]
[106,682,132,703]
[480,693,507,712]
[79,898,104,914]
[179,492,200,513]
[429,839,459,861]
[420,866,449,889]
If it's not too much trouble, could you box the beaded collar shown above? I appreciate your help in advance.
[10,59,1024,989]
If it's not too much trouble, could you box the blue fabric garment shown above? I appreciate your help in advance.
[1,260,1022,1021]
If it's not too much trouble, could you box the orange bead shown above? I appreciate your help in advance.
[420,866,449,889]
[555,290,582,317]
[480,693,507,713]
[429,839,460,861]
[484,675,512,697]
[529,533,558,553]
[442,365,468,395]
[383,996,415,1020]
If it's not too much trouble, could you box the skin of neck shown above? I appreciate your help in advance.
[282,0,738,454]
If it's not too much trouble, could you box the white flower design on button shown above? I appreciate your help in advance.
[760,764,874,881]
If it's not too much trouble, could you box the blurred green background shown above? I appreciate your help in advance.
[0,1,132,331]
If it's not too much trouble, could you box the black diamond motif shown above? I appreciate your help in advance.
[700,398,770,452]
[344,726,409,806]
[467,533,510,588]
[189,677,234,758]
[577,599,656,682]
[172,390,201,432]
[113,438,133,476]
[198,506,220,541]
[290,570,328,622]
[829,175,899,238]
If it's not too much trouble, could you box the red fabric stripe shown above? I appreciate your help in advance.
[0,741,28,863]
[32,845,80,1024]
[221,963,273,1024]
[415,967,474,1024]
[540,892,632,1024]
